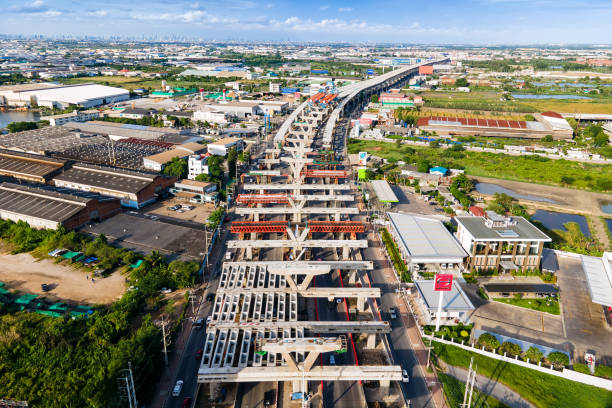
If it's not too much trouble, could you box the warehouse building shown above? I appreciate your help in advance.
[0,125,108,155]
[417,111,573,140]
[0,83,129,108]
[62,120,191,141]
[142,142,205,172]
[52,163,176,208]
[0,182,120,230]
[387,212,468,277]
[41,109,100,126]
[455,212,551,273]
[0,149,66,183]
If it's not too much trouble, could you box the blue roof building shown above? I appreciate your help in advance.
[429,166,448,176]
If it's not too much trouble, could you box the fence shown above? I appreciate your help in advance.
[423,333,612,391]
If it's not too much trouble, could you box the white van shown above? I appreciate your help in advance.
[172,380,183,397]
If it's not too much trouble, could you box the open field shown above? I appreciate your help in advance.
[348,140,612,192]
[145,197,217,224]
[420,90,612,114]
[432,341,612,408]
[0,252,125,304]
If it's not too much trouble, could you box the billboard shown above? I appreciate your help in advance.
[367,69,375,75]
[358,151,368,166]
[419,65,434,75]
[434,274,453,291]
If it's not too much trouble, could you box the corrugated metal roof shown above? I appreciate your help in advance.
[580,252,612,307]
[371,180,398,203]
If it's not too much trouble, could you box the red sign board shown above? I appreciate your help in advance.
[434,274,453,291]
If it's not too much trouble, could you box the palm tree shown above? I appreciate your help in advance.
[147,251,164,267]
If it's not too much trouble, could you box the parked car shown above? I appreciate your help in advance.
[41,283,50,292]
[206,316,212,326]
[172,380,183,397]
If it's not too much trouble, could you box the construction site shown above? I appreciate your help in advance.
[196,59,449,407]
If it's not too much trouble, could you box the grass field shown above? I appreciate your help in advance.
[348,139,612,192]
[432,341,612,408]
[494,297,561,315]
[420,90,612,114]
[437,372,510,408]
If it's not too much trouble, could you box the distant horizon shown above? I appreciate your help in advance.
[1,0,611,44]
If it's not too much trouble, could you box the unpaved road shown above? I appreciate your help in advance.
[0,252,125,304]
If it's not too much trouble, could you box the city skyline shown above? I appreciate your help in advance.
[2,0,612,44]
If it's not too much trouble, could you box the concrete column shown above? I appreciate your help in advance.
[348,270,357,285]
[292,380,301,393]
[335,212,341,222]
[303,351,321,371]
[342,246,349,260]
[357,296,366,312]
[253,213,259,222]
[379,379,390,396]
[281,352,299,371]
[366,333,376,349]
[246,247,252,260]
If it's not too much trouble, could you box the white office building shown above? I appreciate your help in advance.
[188,154,209,180]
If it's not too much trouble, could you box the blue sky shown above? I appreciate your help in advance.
[2,0,612,44]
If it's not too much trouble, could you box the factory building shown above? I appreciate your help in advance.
[0,182,120,230]
[41,109,100,126]
[0,83,129,109]
[52,163,176,208]
[0,149,66,183]
[417,111,573,140]
[62,121,192,141]
[193,109,229,124]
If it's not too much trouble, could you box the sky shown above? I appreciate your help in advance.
[2,0,612,44]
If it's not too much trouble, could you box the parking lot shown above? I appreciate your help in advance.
[145,197,217,224]
[390,185,442,215]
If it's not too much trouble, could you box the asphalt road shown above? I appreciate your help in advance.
[363,241,436,408]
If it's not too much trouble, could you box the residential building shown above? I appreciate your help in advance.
[170,179,218,204]
[119,108,153,119]
[188,153,210,180]
[269,82,281,93]
[454,212,551,273]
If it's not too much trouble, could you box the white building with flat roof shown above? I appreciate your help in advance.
[207,137,244,156]
[41,109,100,126]
[0,83,129,109]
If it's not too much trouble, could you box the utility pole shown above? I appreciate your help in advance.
[467,364,477,408]
[161,315,170,366]
[462,357,477,408]
[462,357,473,407]
[117,362,137,408]
[189,291,197,315]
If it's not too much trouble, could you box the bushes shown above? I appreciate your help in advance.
[548,351,570,368]
[477,287,489,300]
[381,228,408,275]
[524,346,544,363]
[499,341,522,357]
[477,333,500,350]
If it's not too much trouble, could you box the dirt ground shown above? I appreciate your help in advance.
[144,197,216,224]
[472,175,612,249]
[0,252,125,305]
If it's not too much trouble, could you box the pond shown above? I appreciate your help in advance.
[511,94,593,100]
[0,111,40,129]
[474,182,558,204]
[606,219,612,237]
[531,210,591,237]
[601,202,612,215]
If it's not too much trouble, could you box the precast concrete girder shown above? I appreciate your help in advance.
[222,260,374,270]
[227,239,367,249]
[209,320,391,334]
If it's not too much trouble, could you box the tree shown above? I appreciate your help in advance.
[370,94,379,103]
[429,140,440,148]
[207,155,224,183]
[560,176,575,186]
[451,173,473,192]
[162,157,188,179]
[498,341,522,357]
[524,346,543,363]
[547,351,569,367]
[227,147,238,180]
[477,333,500,350]
[542,135,554,142]
[455,77,469,87]
[7,121,38,133]
[417,160,431,173]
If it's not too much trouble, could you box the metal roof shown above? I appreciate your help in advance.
[0,182,87,223]
[387,212,467,263]
[370,180,399,203]
[54,163,157,194]
[580,252,612,307]
[455,216,551,242]
[415,280,474,311]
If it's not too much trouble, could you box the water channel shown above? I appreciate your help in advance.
[531,210,591,237]
[0,111,41,129]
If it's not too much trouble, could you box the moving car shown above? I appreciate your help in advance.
[182,397,192,407]
[402,369,410,382]
[389,307,397,319]
[172,380,183,397]
[195,349,203,360]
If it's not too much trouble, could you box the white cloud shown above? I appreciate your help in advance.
[86,10,108,17]
[319,5,329,10]
[42,10,62,17]
[133,9,238,24]
[338,7,353,12]
[11,0,48,13]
